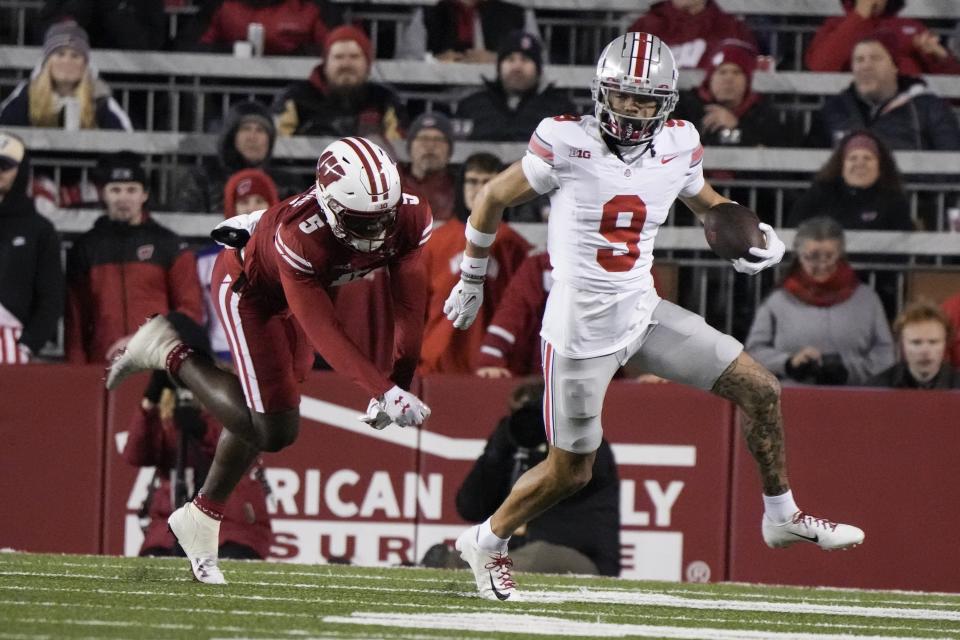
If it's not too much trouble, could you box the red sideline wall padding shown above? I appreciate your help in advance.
[729,387,960,593]
[0,365,106,554]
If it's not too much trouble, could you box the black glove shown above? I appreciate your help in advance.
[815,353,849,386]
[143,370,175,404]
[784,356,819,383]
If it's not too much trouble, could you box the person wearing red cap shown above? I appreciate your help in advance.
[817,33,960,150]
[197,0,336,56]
[673,40,794,148]
[272,25,406,144]
[807,0,960,75]
[627,0,757,69]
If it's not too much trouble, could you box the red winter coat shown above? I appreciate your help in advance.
[628,0,757,69]
[65,214,204,363]
[200,0,329,56]
[123,406,273,559]
[418,219,530,374]
[806,1,960,74]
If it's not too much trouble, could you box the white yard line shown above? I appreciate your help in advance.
[324,612,941,640]
[2,569,957,623]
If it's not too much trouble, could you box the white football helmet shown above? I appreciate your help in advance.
[592,32,679,146]
[314,136,402,252]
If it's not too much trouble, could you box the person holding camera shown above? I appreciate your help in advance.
[455,380,620,576]
[745,216,894,386]
[122,312,272,559]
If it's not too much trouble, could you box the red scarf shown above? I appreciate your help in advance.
[782,260,860,307]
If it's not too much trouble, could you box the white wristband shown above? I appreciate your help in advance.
[465,219,497,248]
[460,254,489,279]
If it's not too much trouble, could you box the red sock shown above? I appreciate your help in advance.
[192,492,225,521]
[165,343,194,386]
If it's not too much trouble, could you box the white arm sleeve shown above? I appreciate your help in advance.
[521,153,560,195]
[679,143,705,198]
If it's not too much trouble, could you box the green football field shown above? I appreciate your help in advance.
[1,552,957,639]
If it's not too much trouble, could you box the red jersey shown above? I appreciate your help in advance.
[240,186,433,396]
[418,219,530,374]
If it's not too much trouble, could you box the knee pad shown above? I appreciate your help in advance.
[560,376,602,419]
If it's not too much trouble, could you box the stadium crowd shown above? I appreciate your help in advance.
[1,0,959,566]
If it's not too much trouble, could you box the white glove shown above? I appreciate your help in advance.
[443,278,484,329]
[732,222,786,276]
[358,398,392,430]
[360,385,431,429]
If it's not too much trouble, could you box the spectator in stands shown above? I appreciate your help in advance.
[627,0,757,69]
[457,31,575,142]
[196,0,338,56]
[399,112,457,222]
[943,291,960,366]
[65,152,204,363]
[173,100,300,213]
[456,380,620,576]
[867,299,960,389]
[0,131,63,364]
[787,130,913,230]
[745,216,894,386]
[272,25,405,144]
[0,22,132,131]
[807,0,960,75]
[196,169,279,361]
[38,1,167,50]
[816,33,960,150]
[673,40,794,148]
[475,250,551,378]
[425,0,525,64]
[124,313,272,559]
[418,163,530,373]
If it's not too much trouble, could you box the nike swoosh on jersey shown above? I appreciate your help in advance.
[660,154,680,164]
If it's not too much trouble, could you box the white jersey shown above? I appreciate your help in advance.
[521,114,705,358]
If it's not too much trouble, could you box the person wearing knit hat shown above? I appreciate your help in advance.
[223,169,279,219]
[817,32,960,150]
[672,39,795,148]
[400,112,457,221]
[272,25,406,141]
[94,151,150,226]
[0,20,132,132]
[457,30,575,141]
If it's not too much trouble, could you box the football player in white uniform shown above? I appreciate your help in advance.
[445,33,865,602]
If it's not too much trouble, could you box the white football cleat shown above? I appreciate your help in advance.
[105,315,182,390]
[168,502,226,585]
[763,510,865,551]
[455,525,520,602]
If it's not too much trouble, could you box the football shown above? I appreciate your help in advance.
[702,202,765,260]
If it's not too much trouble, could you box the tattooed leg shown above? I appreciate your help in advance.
[712,351,789,496]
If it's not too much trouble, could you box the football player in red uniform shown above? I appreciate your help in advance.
[107,137,433,583]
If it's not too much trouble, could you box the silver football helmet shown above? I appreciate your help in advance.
[592,32,679,145]
[314,136,401,253]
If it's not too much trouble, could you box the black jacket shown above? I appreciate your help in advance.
[272,64,406,140]
[458,79,576,142]
[673,89,797,147]
[0,150,64,354]
[818,75,960,150]
[867,363,960,389]
[172,100,303,213]
[787,180,914,230]
[425,0,525,55]
[38,0,167,50]
[455,416,621,576]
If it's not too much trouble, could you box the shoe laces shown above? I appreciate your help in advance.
[793,511,838,532]
[484,553,517,590]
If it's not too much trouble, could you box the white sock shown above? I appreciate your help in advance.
[763,489,799,524]
[476,518,510,553]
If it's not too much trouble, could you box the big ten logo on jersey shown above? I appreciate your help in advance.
[448,252,500,279]
[569,148,592,159]
[264,467,447,566]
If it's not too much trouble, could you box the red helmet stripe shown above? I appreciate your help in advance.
[632,33,647,78]
[341,137,384,203]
